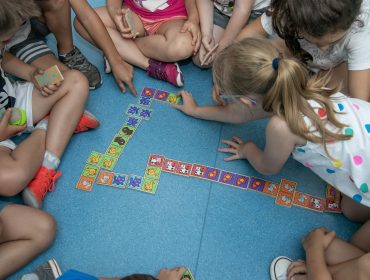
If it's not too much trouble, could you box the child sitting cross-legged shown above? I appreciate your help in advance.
[174,37,370,223]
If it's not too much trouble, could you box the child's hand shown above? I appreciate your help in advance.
[111,59,137,96]
[302,227,336,251]
[111,8,135,39]
[172,90,198,116]
[212,86,227,106]
[181,20,201,55]
[287,260,307,280]
[218,136,249,161]
[32,69,61,97]
[0,109,26,141]
[200,35,216,65]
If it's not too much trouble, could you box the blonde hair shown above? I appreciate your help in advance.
[213,38,352,157]
[0,0,41,37]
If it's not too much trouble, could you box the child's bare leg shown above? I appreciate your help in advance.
[136,19,194,62]
[75,6,149,69]
[350,219,370,252]
[32,70,89,158]
[341,194,370,223]
[0,130,46,196]
[0,204,55,279]
[328,253,370,280]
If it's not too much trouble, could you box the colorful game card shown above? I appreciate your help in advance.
[325,197,342,213]
[86,151,104,167]
[82,164,100,179]
[262,181,279,197]
[141,178,159,194]
[139,96,153,107]
[141,87,156,98]
[147,154,165,168]
[106,143,124,158]
[111,173,129,189]
[154,90,170,102]
[76,176,95,191]
[126,104,141,117]
[101,155,118,171]
[118,125,136,141]
[279,179,297,195]
[127,175,144,191]
[275,192,293,208]
[125,116,141,128]
[112,134,128,148]
[218,171,237,186]
[293,192,310,208]
[190,164,207,178]
[308,195,325,212]
[233,174,249,189]
[181,269,195,280]
[175,161,193,176]
[167,93,178,104]
[203,167,221,182]
[145,166,162,180]
[248,177,267,193]
[139,108,153,120]
[162,158,179,173]
[96,170,115,186]
[35,65,64,87]
[326,184,340,198]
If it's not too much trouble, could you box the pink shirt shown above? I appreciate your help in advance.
[124,0,187,20]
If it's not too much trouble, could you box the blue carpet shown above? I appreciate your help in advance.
[4,1,360,279]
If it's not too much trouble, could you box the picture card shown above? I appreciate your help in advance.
[76,176,95,191]
[35,65,64,87]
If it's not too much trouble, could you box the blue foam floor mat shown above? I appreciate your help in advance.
[3,1,360,279]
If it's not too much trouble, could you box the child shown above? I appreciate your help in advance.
[237,0,370,101]
[193,0,270,67]
[0,0,99,208]
[75,0,201,87]
[0,204,56,279]
[34,0,137,95]
[174,38,370,223]
[271,224,370,280]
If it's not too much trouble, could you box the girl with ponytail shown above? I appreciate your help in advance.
[174,38,370,223]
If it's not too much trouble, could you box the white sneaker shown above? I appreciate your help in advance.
[270,256,293,280]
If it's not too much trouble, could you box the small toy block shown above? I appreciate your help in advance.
[167,93,178,105]
[203,167,221,182]
[76,176,95,191]
[141,87,156,98]
[190,164,207,178]
[35,65,64,87]
[139,108,153,120]
[112,134,128,147]
[118,125,136,140]
[147,154,165,167]
[111,173,129,189]
[275,192,293,208]
[86,151,104,167]
[125,116,141,128]
[218,171,237,186]
[324,197,342,213]
[308,195,325,212]
[248,177,267,193]
[154,90,170,102]
[141,178,159,194]
[127,175,144,191]
[162,158,179,173]
[96,170,115,185]
[232,174,249,189]
[106,143,124,158]
[262,181,279,197]
[278,179,297,195]
[175,161,193,176]
[139,96,153,107]
[293,192,310,208]
[101,155,118,171]
[82,164,100,178]
[145,166,162,180]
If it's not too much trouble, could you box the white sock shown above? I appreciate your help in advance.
[34,118,48,131]
[42,150,60,170]
[20,273,39,280]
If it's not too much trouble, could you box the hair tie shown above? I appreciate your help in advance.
[272,57,280,70]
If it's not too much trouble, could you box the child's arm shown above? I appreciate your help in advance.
[173,90,262,123]
[219,116,300,175]
[217,0,253,50]
[70,0,137,95]
[236,15,268,41]
[196,0,215,62]
[1,52,37,82]
[182,0,201,54]
[348,69,370,101]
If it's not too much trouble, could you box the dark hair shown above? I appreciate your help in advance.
[0,0,41,37]
[269,0,363,63]
[120,274,158,280]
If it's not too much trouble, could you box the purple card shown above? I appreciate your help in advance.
[141,87,156,97]
[218,171,237,185]
[233,175,249,189]
[203,167,221,181]
[248,177,266,192]
[154,90,170,102]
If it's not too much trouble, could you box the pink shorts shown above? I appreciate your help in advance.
[141,15,187,35]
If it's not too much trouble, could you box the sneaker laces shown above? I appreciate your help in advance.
[62,49,92,72]
[147,59,168,81]
[32,170,62,199]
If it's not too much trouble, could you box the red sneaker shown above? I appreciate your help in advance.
[147,59,184,87]
[22,166,62,208]
[75,110,100,133]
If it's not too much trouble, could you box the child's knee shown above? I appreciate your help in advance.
[0,169,30,196]
[357,253,370,278]
[34,211,56,246]
[168,35,194,61]
[64,70,89,96]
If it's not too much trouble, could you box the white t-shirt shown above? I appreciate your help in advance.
[261,0,370,71]
[214,0,270,17]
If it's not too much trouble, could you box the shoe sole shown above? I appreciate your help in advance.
[89,77,103,90]
[270,256,292,280]
[22,188,41,209]
[48,258,63,278]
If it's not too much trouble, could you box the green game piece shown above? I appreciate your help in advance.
[141,178,159,194]
[167,93,178,104]
[106,143,124,157]
[9,108,27,126]
[101,154,118,171]
[181,269,195,280]
[144,165,161,180]
[118,125,136,141]
[86,151,104,166]
[82,164,100,178]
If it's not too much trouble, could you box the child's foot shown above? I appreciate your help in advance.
[20,259,62,280]
[75,110,100,133]
[270,256,293,280]
[147,59,184,87]
[59,47,102,90]
[103,56,112,74]
[22,167,62,209]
